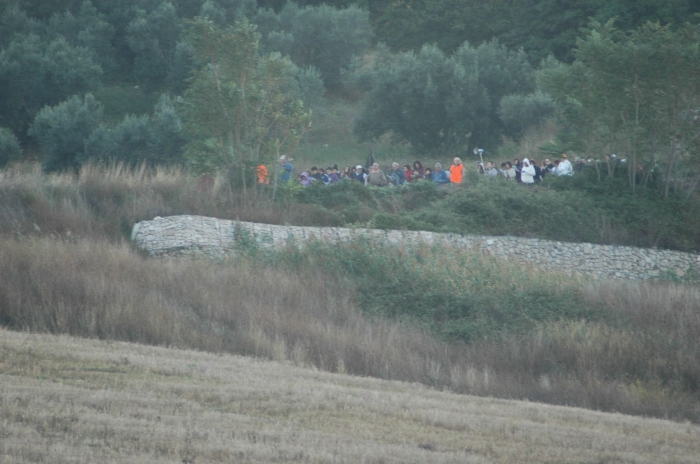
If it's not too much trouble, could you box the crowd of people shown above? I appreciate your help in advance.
[269,153,586,187]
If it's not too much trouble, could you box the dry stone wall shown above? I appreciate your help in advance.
[131,215,700,281]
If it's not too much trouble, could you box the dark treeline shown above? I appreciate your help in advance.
[259,0,699,63]
[369,0,700,62]
[0,0,372,171]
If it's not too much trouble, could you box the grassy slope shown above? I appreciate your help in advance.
[2,328,699,464]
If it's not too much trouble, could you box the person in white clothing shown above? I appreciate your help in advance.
[558,154,573,176]
[521,158,536,185]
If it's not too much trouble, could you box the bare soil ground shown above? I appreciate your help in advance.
[1,328,698,464]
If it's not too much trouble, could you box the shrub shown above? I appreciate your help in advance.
[0,127,22,168]
[29,94,104,173]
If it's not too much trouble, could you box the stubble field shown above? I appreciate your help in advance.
[1,328,699,464]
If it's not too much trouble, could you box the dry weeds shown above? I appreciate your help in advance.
[1,328,699,464]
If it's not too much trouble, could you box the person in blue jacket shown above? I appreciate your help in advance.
[277,155,293,183]
[432,163,450,185]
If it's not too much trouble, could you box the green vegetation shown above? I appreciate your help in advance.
[270,240,602,344]
[540,21,700,197]
[369,0,700,62]
[181,18,312,186]
[1,0,698,201]
[349,41,540,153]
[293,172,700,251]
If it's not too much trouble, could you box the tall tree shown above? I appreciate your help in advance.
[180,17,311,192]
[127,2,182,92]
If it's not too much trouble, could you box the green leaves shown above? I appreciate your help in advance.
[0,34,102,136]
[540,21,700,196]
[29,94,104,173]
[181,18,312,183]
[255,3,373,89]
[352,40,537,154]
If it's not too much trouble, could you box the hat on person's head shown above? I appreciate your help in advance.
[575,157,582,163]
[356,165,363,170]
[562,153,568,159]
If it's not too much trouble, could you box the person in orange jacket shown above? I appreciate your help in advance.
[450,157,466,184]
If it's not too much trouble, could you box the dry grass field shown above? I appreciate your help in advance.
[1,328,699,464]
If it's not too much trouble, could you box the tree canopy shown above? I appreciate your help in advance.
[180,17,312,188]
[351,40,539,154]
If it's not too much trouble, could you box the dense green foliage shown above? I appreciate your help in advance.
[349,41,540,154]
[29,94,104,172]
[28,93,185,172]
[0,1,370,171]
[254,2,372,88]
[181,18,312,186]
[369,0,700,63]
[2,1,698,172]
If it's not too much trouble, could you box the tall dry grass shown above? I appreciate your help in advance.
[1,236,699,422]
[0,162,337,242]
[0,237,461,384]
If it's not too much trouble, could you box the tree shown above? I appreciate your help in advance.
[498,92,556,140]
[368,0,700,63]
[256,2,373,89]
[127,2,181,92]
[83,94,186,166]
[540,21,700,197]
[180,18,311,193]
[0,34,102,137]
[48,1,116,73]
[29,94,103,172]
[351,40,536,154]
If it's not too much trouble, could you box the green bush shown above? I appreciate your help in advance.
[295,180,379,224]
[269,241,603,343]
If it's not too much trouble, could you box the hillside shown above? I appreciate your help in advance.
[2,328,699,464]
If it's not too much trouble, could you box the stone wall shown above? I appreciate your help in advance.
[131,215,700,281]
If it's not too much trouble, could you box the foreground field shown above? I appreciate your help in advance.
[1,329,698,464]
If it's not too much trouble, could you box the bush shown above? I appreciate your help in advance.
[0,127,22,167]
[29,94,104,173]
[271,240,602,343]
